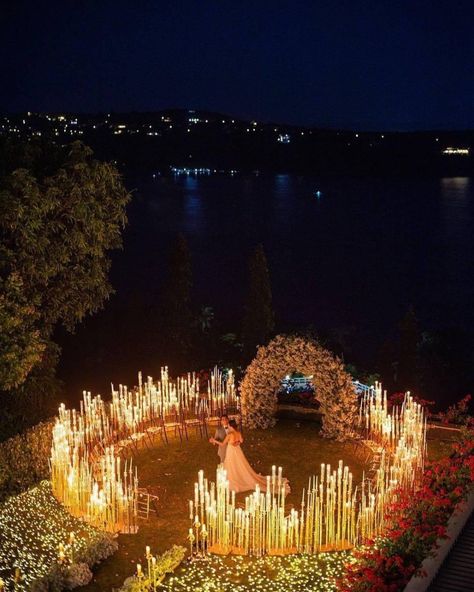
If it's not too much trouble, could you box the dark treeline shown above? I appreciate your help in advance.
[58,229,474,414]
[54,234,279,403]
[96,129,474,177]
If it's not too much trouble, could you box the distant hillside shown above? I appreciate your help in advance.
[1,109,473,175]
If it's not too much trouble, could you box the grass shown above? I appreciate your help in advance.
[426,424,461,461]
[82,419,368,591]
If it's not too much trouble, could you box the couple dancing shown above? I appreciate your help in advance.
[209,415,290,494]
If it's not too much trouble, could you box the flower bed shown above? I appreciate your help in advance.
[337,428,474,592]
[0,481,118,591]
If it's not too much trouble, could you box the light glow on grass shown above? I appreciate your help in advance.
[162,552,354,592]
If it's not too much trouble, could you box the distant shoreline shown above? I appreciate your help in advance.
[1,109,473,177]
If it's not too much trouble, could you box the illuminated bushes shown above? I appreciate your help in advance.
[0,481,117,591]
[337,428,474,592]
[118,545,186,592]
[0,420,53,502]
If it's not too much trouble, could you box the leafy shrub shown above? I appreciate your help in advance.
[118,545,186,592]
[437,394,472,426]
[32,562,94,592]
[0,420,53,502]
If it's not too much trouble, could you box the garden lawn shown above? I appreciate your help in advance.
[83,419,368,591]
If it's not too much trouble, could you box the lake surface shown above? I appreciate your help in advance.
[58,173,474,398]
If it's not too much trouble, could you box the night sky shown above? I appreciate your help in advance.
[2,0,473,130]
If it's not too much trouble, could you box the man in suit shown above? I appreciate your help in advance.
[210,415,232,463]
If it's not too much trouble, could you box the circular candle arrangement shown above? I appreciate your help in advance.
[50,367,426,562]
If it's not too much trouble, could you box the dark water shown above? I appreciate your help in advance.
[58,174,474,400]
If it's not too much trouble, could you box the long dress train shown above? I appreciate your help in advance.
[223,444,290,494]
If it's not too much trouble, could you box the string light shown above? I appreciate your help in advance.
[0,481,115,591]
[161,552,353,592]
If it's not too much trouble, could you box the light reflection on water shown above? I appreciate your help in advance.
[440,177,472,247]
[440,178,471,229]
[438,177,473,315]
[182,175,204,233]
[441,177,471,192]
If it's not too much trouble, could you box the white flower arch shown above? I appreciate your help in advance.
[240,334,357,440]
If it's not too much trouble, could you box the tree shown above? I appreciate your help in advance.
[196,306,214,333]
[219,333,243,369]
[0,140,130,429]
[397,305,421,391]
[1,142,130,333]
[242,244,275,360]
[418,328,474,407]
[0,273,45,390]
[161,233,193,363]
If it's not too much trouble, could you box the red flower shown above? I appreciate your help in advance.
[337,427,474,592]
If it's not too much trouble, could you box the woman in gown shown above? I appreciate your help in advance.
[210,420,290,494]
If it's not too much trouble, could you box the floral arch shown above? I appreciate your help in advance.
[240,334,358,440]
